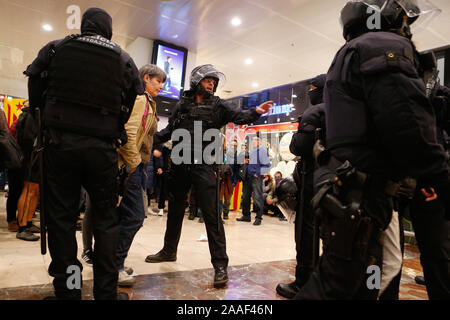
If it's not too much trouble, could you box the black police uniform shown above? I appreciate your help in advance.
[290,103,325,293]
[434,85,450,150]
[276,75,326,299]
[25,8,142,300]
[151,89,260,274]
[295,30,450,300]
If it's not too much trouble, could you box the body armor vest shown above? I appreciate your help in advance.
[325,32,418,151]
[44,35,124,139]
[173,94,222,162]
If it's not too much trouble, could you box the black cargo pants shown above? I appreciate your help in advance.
[163,163,228,269]
[294,174,391,300]
[410,187,450,300]
[44,131,119,300]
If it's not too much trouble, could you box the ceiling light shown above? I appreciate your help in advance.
[172,34,179,39]
[245,58,253,65]
[292,94,297,98]
[231,17,242,26]
[42,24,53,31]
[252,83,259,88]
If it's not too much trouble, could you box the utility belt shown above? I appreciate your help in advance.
[311,154,416,260]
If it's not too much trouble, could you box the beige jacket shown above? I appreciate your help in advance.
[118,92,158,168]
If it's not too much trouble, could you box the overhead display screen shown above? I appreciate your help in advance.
[153,41,187,101]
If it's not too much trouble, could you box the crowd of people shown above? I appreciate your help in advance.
[0,0,449,301]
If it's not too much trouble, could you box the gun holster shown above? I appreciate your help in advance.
[118,165,132,197]
[311,160,374,261]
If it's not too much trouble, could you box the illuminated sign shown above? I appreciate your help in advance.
[261,103,293,117]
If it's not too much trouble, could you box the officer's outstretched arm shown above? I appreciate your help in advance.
[221,100,272,125]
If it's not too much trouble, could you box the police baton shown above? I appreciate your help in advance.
[312,128,323,266]
[216,166,221,232]
[36,108,47,255]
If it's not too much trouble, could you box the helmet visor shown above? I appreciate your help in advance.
[277,201,296,224]
[396,0,441,34]
[190,64,227,90]
[339,0,441,34]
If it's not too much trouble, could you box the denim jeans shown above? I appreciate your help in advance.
[116,163,146,270]
[241,176,264,220]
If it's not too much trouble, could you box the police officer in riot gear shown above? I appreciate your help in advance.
[294,0,450,300]
[145,64,273,286]
[25,8,142,300]
[276,74,326,299]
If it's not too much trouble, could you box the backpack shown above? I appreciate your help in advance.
[0,130,24,170]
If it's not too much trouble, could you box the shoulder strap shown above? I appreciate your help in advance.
[48,34,81,60]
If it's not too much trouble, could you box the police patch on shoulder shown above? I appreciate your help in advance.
[76,35,121,54]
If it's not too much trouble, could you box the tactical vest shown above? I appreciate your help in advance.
[325,31,419,151]
[173,95,222,162]
[44,35,124,139]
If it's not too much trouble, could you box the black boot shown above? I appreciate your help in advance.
[415,275,426,286]
[214,266,228,287]
[145,249,177,263]
[276,282,300,299]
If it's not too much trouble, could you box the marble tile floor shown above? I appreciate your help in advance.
[0,193,428,300]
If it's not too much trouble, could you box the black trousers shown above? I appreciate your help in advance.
[410,189,450,300]
[6,168,24,222]
[294,177,390,300]
[163,164,228,269]
[294,186,315,287]
[45,131,119,300]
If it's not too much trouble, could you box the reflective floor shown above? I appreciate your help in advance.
[0,192,428,300]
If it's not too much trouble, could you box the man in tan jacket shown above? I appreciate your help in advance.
[116,64,166,287]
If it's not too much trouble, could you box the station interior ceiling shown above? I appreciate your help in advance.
[1,0,450,99]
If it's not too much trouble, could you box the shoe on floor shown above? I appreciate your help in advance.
[145,249,177,263]
[214,266,228,287]
[415,275,426,286]
[16,230,39,241]
[198,217,204,223]
[157,209,164,216]
[276,282,300,299]
[253,219,262,226]
[236,216,251,222]
[26,224,40,233]
[81,249,93,266]
[188,212,195,220]
[118,269,135,287]
[124,266,134,275]
[279,216,287,221]
[117,292,129,300]
[8,221,18,232]
[223,214,229,220]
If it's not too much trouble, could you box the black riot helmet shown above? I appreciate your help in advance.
[340,0,441,41]
[308,74,327,106]
[190,64,226,94]
[275,176,298,221]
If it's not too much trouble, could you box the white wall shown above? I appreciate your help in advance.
[0,77,27,99]
[125,37,154,69]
